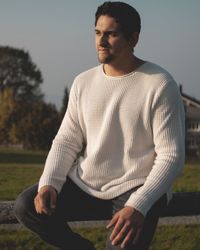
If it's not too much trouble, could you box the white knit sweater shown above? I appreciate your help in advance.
[39,62,185,216]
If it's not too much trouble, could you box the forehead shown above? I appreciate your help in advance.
[95,15,120,31]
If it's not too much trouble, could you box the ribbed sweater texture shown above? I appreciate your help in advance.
[39,62,185,216]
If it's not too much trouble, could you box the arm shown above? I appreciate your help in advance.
[107,80,185,248]
[125,80,185,215]
[38,80,84,193]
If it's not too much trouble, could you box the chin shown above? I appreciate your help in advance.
[98,55,113,64]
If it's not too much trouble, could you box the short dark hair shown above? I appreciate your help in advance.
[95,1,141,40]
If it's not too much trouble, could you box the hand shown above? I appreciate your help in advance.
[34,185,57,216]
[106,206,144,249]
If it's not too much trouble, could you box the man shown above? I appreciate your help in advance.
[14,2,185,250]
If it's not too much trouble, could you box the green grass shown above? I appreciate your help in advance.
[172,164,200,192]
[0,148,47,164]
[0,148,46,200]
[0,149,200,249]
[0,148,200,200]
[0,225,200,250]
[0,164,43,200]
[150,225,200,250]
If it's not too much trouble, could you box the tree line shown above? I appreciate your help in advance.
[0,46,69,149]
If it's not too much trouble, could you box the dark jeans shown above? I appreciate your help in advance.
[14,178,167,250]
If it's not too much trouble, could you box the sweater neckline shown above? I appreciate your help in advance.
[100,61,149,80]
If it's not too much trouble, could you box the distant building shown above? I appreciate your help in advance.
[180,85,200,158]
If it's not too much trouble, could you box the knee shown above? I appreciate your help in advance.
[14,192,28,222]
[14,184,37,223]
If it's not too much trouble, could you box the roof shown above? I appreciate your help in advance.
[181,92,200,109]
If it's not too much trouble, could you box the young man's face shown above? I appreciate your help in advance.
[95,15,133,65]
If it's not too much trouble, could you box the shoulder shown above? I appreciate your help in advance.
[140,62,179,94]
[70,65,101,94]
[141,62,174,83]
[141,62,183,107]
[136,62,182,107]
[75,65,101,83]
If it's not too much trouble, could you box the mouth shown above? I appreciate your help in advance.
[98,48,110,53]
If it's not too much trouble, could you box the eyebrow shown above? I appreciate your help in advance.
[95,28,120,34]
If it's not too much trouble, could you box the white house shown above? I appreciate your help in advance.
[180,86,200,157]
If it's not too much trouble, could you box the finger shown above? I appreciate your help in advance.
[34,197,40,213]
[37,196,48,214]
[106,214,119,229]
[111,224,129,246]
[121,228,134,249]
[37,194,50,215]
[110,218,124,242]
[34,196,43,214]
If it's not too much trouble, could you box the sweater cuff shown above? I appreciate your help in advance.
[125,193,151,216]
[38,176,64,193]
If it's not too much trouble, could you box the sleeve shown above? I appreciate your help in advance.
[38,79,84,193]
[125,80,185,216]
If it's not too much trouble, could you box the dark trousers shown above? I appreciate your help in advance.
[14,178,167,250]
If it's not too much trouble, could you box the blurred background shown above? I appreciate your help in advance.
[1,0,200,109]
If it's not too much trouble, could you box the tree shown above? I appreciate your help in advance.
[0,46,43,102]
[18,101,61,149]
[0,46,61,149]
[60,86,69,118]
[0,90,61,148]
[0,88,17,144]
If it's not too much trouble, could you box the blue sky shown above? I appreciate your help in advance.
[1,0,200,108]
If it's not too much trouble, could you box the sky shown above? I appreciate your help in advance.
[0,0,200,109]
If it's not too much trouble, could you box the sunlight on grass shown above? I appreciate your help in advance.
[0,164,43,200]
[172,164,200,192]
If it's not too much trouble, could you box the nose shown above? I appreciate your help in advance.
[99,35,109,47]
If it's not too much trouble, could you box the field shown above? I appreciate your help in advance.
[0,148,47,200]
[0,225,200,250]
[0,148,200,200]
[0,148,200,250]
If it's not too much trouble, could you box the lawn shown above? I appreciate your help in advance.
[0,149,46,200]
[173,163,200,192]
[0,149,200,249]
[0,148,199,200]
[0,164,43,200]
[0,148,47,164]
[0,225,200,250]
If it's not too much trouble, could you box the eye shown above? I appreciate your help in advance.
[95,30,101,36]
[110,32,118,37]
[108,31,119,37]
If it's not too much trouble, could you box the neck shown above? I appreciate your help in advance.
[103,56,145,77]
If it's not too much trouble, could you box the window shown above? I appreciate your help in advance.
[187,121,200,131]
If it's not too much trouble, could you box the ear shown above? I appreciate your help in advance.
[129,32,140,49]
